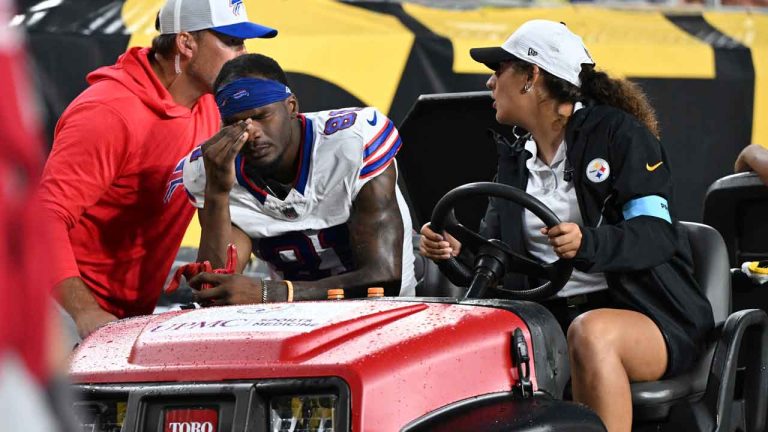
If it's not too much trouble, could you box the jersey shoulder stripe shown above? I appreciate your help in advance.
[363,119,395,160]
[164,156,186,204]
[364,124,400,165]
[189,146,203,161]
[180,145,205,206]
[360,135,402,179]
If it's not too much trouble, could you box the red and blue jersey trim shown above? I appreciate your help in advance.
[361,119,401,179]
[189,146,203,161]
[293,114,314,194]
[178,145,204,204]
[363,120,394,159]
[164,157,186,204]
[235,115,314,203]
[235,154,270,203]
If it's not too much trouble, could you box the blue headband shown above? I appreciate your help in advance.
[215,77,292,120]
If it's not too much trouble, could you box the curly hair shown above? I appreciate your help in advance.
[509,60,660,138]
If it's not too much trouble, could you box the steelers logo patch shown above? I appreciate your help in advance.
[586,158,610,183]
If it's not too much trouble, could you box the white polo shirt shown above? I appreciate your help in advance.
[522,131,609,298]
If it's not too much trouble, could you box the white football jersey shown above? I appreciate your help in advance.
[183,107,416,295]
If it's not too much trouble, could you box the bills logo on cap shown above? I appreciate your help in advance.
[586,158,610,183]
[230,0,243,16]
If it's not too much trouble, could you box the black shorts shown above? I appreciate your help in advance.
[540,289,697,379]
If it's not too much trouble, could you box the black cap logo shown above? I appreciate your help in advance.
[528,47,538,56]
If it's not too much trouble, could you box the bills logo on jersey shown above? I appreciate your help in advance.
[230,0,243,16]
[164,157,186,204]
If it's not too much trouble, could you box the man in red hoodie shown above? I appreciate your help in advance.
[40,0,278,339]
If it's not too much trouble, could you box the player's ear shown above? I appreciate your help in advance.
[286,95,299,119]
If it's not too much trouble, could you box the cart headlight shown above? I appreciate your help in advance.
[269,394,337,432]
[73,400,127,432]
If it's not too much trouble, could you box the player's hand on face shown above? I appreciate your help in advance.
[201,119,253,194]
[419,223,462,261]
[542,222,582,259]
[188,272,263,305]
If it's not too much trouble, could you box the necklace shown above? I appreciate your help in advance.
[243,163,291,200]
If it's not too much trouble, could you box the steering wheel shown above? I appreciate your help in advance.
[430,182,573,300]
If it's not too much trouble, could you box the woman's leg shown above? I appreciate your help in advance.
[568,308,668,432]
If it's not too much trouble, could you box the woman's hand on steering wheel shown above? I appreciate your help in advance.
[429,182,574,299]
[543,222,583,259]
[420,223,462,261]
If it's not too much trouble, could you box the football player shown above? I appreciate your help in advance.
[181,54,416,303]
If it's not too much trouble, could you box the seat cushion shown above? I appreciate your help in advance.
[631,375,695,420]
[631,341,715,420]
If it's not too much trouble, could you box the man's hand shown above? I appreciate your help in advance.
[201,119,253,194]
[419,222,461,260]
[734,144,758,173]
[55,276,119,339]
[734,144,768,186]
[542,222,582,259]
[73,308,117,339]
[189,273,265,305]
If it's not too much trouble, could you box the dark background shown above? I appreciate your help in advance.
[18,0,755,226]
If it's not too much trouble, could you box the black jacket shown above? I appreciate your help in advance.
[480,104,714,373]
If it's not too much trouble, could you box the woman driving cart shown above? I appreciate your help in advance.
[419,19,714,432]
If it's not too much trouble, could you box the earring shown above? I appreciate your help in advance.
[174,54,181,75]
[522,82,533,94]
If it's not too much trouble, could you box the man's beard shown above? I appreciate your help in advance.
[243,152,282,181]
[186,60,215,94]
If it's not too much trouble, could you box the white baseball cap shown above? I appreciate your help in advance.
[158,0,277,40]
[470,20,594,88]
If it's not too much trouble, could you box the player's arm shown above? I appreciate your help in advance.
[289,162,404,299]
[198,210,252,272]
[56,277,117,339]
[195,120,254,272]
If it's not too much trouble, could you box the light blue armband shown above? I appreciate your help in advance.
[622,195,671,223]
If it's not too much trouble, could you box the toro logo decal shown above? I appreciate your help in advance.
[164,408,217,432]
